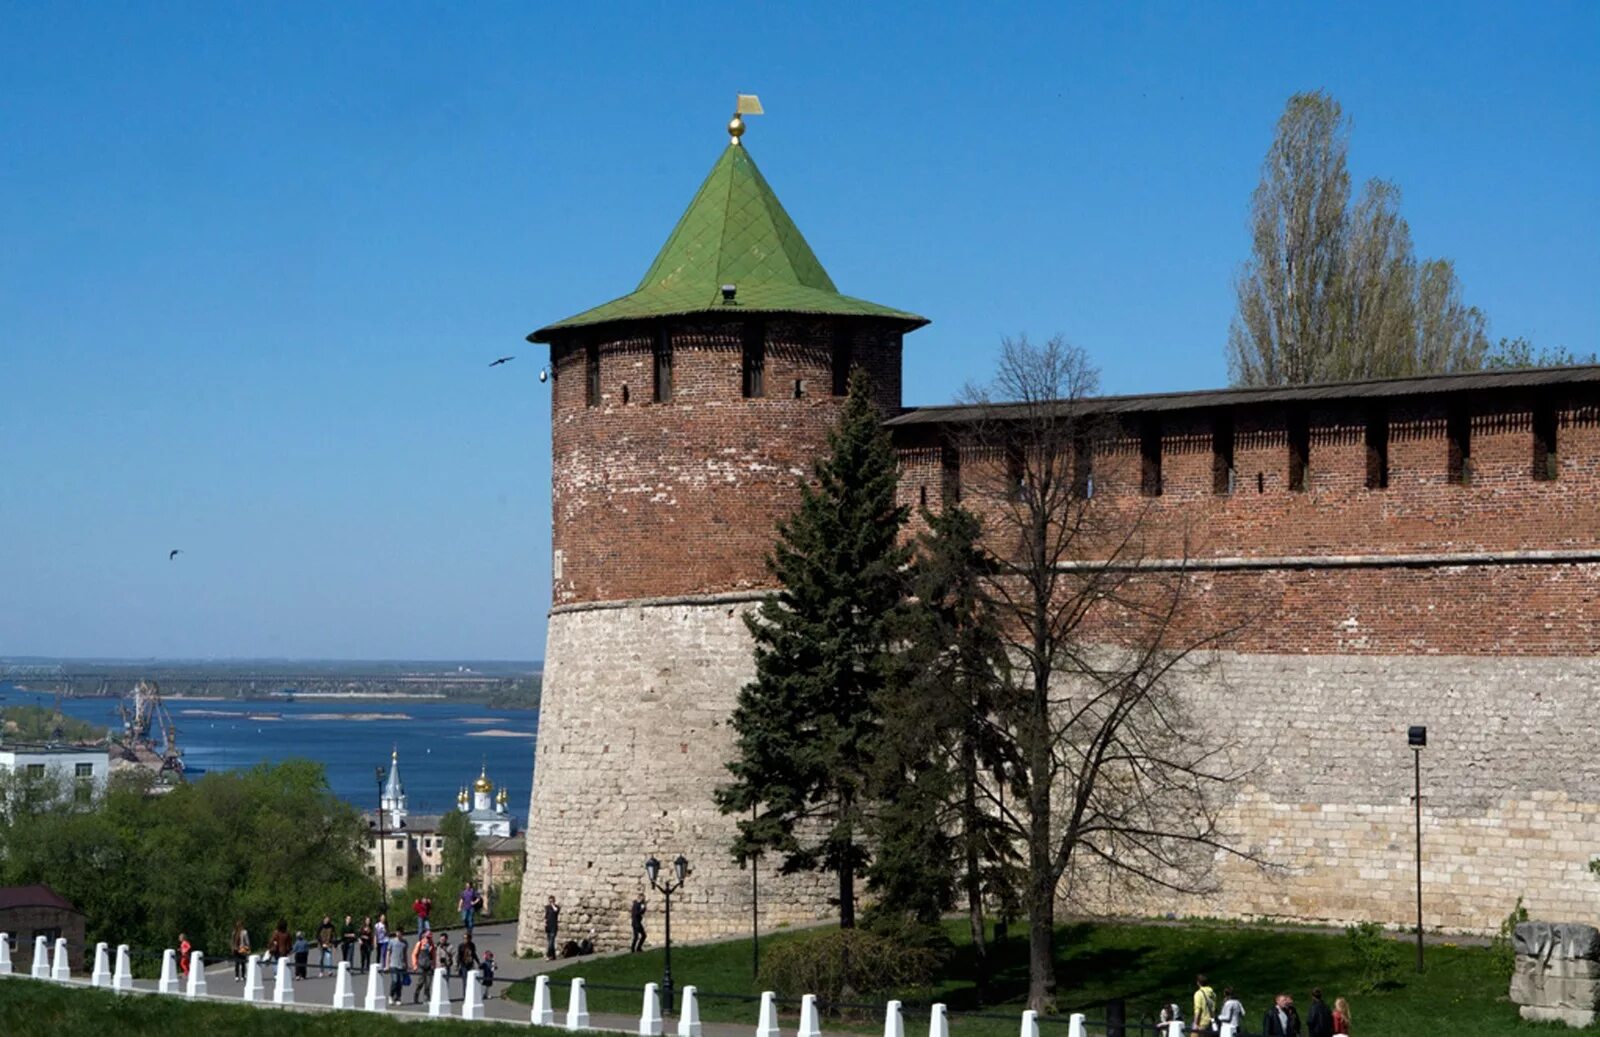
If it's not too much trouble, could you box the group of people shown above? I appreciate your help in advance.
[1187,976,1353,1035]
[537,892,652,960]
[217,883,496,1004]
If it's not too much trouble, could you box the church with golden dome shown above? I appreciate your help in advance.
[456,763,516,838]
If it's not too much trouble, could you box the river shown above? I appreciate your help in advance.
[0,683,538,817]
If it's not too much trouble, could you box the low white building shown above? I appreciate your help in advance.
[0,743,109,805]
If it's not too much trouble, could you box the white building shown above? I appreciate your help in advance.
[0,743,109,805]
[362,751,521,898]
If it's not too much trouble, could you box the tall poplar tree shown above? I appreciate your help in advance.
[715,368,909,928]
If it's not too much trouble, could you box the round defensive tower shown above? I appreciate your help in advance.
[517,116,927,952]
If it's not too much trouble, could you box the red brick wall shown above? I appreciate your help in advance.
[548,316,903,606]
[897,390,1600,657]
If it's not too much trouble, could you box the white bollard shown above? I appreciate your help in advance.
[883,1000,905,1037]
[1067,1013,1086,1037]
[799,993,822,1037]
[531,973,556,1026]
[243,955,264,1002]
[332,960,355,1010]
[157,948,179,994]
[566,977,590,1030]
[678,985,703,1037]
[1168,1023,1183,1037]
[928,1003,950,1037]
[186,951,207,998]
[1219,1024,1236,1037]
[31,935,50,980]
[273,955,295,1004]
[363,958,388,1013]
[462,968,485,1021]
[90,942,110,987]
[757,990,781,1037]
[51,937,71,982]
[0,932,13,976]
[112,945,133,993]
[640,982,664,1036]
[1020,1009,1039,1037]
[429,966,449,1017]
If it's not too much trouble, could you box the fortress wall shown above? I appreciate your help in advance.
[1063,652,1600,934]
[517,600,833,954]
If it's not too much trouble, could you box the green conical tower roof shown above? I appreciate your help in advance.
[530,143,926,342]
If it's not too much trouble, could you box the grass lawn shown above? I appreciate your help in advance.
[0,977,567,1037]
[507,920,1547,1037]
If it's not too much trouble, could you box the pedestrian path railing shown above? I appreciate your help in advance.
[0,932,1256,1036]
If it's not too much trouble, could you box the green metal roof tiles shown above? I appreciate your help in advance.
[530,144,926,342]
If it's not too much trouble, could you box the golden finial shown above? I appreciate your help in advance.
[729,94,763,145]
[474,761,493,794]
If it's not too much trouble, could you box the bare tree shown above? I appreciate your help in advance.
[955,335,1253,1011]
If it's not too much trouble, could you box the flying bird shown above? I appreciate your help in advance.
[169,549,182,560]
[489,356,516,367]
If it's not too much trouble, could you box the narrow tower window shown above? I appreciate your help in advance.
[1365,407,1389,490]
[1072,430,1094,499]
[741,321,766,399]
[1212,411,1235,495]
[831,324,853,397]
[653,327,673,403]
[1532,398,1558,481]
[1447,404,1472,485]
[585,340,600,408]
[940,442,961,505]
[1140,417,1162,497]
[1005,440,1025,500]
[1287,408,1310,492]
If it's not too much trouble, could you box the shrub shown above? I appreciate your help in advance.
[758,928,942,1012]
[1489,896,1528,978]
[1344,921,1403,992]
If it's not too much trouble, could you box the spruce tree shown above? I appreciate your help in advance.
[871,503,1018,979]
[715,368,909,928]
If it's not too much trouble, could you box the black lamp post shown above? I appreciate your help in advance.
[646,854,690,1014]
[1408,725,1426,973]
[375,765,389,912]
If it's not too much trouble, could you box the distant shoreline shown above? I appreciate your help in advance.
[2,687,537,711]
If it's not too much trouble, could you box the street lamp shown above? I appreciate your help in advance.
[1408,725,1426,973]
[375,765,389,913]
[646,854,690,1013]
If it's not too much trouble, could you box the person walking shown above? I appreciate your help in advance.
[317,915,335,978]
[456,931,480,990]
[357,916,373,974]
[1332,997,1351,1034]
[459,883,478,932]
[178,933,191,978]
[1263,993,1302,1037]
[292,930,309,980]
[1217,987,1245,1034]
[386,926,409,1006]
[413,894,433,934]
[1306,989,1333,1037]
[374,913,389,970]
[231,920,251,982]
[411,931,435,1004]
[340,914,357,968]
[268,919,293,968]
[436,933,454,1001]
[630,894,647,953]
[544,896,561,960]
[1192,973,1218,1034]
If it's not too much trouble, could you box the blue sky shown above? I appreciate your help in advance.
[2,3,1595,660]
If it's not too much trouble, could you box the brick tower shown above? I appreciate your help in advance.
[516,114,926,951]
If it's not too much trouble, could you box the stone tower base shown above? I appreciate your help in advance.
[517,597,832,955]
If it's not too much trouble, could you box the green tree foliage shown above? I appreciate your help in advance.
[1229,91,1508,385]
[0,704,107,743]
[870,504,1019,983]
[715,368,910,928]
[439,809,479,889]
[0,761,373,959]
[1484,337,1597,369]
[758,927,942,1009]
